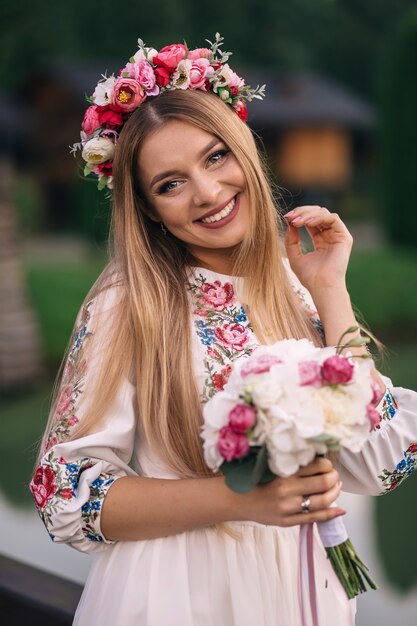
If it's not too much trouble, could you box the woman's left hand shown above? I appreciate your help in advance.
[284,205,353,294]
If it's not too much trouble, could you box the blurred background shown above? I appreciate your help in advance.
[1,1,417,624]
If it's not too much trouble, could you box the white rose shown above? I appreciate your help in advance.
[251,374,283,409]
[146,48,158,63]
[82,137,115,165]
[92,75,116,106]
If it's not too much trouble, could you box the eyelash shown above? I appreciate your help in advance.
[157,149,230,195]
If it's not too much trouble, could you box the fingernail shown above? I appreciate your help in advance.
[291,216,302,224]
[286,210,295,217]
[336,509,346,516]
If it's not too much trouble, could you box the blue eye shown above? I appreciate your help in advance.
[158,180,180,194]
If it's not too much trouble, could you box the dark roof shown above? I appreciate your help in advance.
[246,70,375,128]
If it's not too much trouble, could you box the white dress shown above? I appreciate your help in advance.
[29,265,417,626]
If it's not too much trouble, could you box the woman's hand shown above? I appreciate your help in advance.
[236,456,344,527]
[284,205,353,294]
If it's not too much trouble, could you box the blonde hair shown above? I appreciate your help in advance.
[37,90,322,476]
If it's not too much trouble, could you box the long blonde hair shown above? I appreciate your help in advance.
[38,89,322,475]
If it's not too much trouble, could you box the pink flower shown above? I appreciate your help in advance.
[370,378,384,405]
[207,346,221,359]
[187,48,211,60]
[200,280,235,311]
[218,426,250,461]
[212,365,232,391]
[193,308,209,316]
[154,67,171,87]
[154,43,188,71]
[44,436,58,453]
[366,403,381,431]
[322,355,354,385]
[112,78,146,112]
[241,354,282,378]
[228,403,257,433]
[299,360,323,387]
[124,60,160,96]
[56,385,73,417]
[59,488,74,500]
[66,415,79,427]
[214,323,250,351]
[189,58,213,90]
[82,105,101,135]
[30,466,57,510]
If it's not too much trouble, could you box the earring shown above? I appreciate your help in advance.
[160,222,167,236]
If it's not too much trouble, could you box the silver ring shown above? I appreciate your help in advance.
[301,495,311,514]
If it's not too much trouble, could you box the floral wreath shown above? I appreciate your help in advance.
[70,33,265,191]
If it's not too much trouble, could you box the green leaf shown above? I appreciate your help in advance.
[83,164,92,176]
[221,452,258,494]
[251,444,275,485]
[97,175,109,191]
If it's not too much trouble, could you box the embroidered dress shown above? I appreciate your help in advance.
[30,265,417,626]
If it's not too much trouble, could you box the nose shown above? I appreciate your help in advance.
[191,171,221,207]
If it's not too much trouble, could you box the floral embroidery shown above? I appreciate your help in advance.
[81,476,116,542]
[188,274,256,401]
[381,389,398,422]
[43,300,94,453]
[378,443,417,493]
[30,451,115,543]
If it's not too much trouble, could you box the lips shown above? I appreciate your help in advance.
[195,195,237,222]
[196,194,240,229]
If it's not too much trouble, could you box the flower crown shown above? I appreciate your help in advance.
[70,33,265,191]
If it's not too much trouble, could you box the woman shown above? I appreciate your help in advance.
[30,37,417,625]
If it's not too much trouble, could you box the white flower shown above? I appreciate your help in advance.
[92,75,116,106]
[213,63,244,91]
[82,137,115,165]
[251,374,284,409]
[171,60,192,89]
[133,49,146,63]
[146,48,158,63]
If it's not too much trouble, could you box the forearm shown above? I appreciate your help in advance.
[100,474,241,541]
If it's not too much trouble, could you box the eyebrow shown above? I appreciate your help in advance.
[149,137,222,189]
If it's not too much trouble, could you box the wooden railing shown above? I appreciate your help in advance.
[0,553,83,625]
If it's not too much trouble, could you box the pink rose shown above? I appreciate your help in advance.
[212,365,232,391]
[128,60,160,96]
[82,105,101,135]
[241,354,282,378]
[366,403,381,431]
[299,360,323,387]
[112,78,146,112]
[154,67,171,87]
[321,355,354,385]
[218,426,250,461]
[214,323,250,351]
[30,466,57,510]
[228,403,257,433]
[189,58,213,90]
[187,48,211,60]
[200,280,235,311]
[154,43,187,71]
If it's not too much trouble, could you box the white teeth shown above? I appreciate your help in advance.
[201,198,236,223]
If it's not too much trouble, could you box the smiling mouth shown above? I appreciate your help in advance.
[198,197,236,224]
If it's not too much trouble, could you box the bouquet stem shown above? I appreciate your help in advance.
[325,539,378,599]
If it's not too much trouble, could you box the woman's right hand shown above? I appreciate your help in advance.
[236,456,344,527]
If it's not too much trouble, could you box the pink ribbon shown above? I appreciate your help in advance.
[298,523,319,626]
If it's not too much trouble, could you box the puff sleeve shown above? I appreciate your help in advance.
[29,287,138,554]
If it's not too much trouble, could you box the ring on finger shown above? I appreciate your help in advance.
[301,495,311,514]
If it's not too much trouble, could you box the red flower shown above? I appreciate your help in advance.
[96,105,124,129]
[407,443,417,455]
[96,161,113,176]
[233,100,248,122]
[30,466,57,510]
[59,488,74,500]
[212,365,232,391]
[154,67,171,87]
[322,355,354,385]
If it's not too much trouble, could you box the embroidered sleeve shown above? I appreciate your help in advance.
[337,385,417,496]
[29,288,138,554]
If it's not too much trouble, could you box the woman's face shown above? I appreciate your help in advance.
[137,119,250,273]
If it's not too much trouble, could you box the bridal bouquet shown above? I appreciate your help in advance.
[202,329,380,600]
